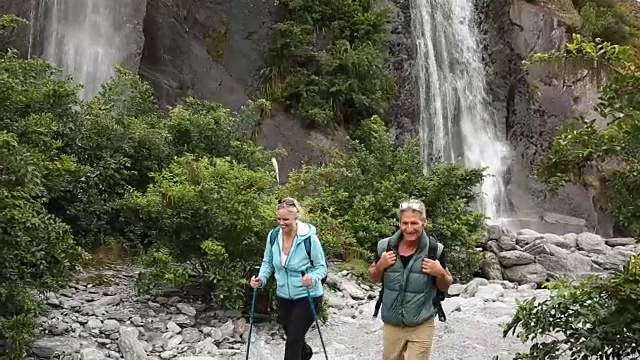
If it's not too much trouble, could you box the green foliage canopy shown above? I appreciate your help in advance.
[261,0,396,127]
[504,255,640,359]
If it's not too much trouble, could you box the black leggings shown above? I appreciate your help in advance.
[277,295,323,360]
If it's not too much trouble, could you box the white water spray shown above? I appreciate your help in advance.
[411,0,511,219]
[40,0,133,99]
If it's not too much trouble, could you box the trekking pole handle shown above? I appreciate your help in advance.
[253,266,260,278]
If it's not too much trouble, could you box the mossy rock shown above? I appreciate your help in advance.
[206,16,228,61]
[539,0,582,29]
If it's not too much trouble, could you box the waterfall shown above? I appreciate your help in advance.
[411,0,510,220]
[40,0,132,99]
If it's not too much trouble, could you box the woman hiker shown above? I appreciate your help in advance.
[250,197,328,360]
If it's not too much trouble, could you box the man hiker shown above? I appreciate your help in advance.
[369,199,453,360]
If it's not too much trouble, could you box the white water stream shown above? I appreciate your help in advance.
[411,0,511,219]
[39,0,132,99]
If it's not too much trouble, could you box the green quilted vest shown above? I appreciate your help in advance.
[376,230,443,327]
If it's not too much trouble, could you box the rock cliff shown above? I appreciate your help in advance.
[1,0,613,232]
[478,0,612,234]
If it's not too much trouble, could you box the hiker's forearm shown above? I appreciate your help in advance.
[435,268,452,291]
[369,262,384,284]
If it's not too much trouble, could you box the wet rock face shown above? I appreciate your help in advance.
[475,0,614,233]
[138,0,278,111]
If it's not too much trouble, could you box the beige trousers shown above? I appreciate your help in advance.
[382,318,435,360]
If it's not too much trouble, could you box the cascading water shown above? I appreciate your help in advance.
[411,0,510,220]
[40,0,131,99]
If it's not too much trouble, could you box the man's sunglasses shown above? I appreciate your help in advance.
[399,200,423,211]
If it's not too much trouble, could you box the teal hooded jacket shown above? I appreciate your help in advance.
[257,221,327,299]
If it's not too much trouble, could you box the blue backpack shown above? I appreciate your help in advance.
[269,227,329,284]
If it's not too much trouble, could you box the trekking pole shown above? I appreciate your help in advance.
[302,272,329,360]
[246,266,260,360]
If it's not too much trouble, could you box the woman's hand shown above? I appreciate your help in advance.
[250,276,262,289]
[302,274,313,287]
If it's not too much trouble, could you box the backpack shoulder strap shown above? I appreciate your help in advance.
[269,227,280,247]
[304,237,311,258]
[377,237,391,258]
[426,235,443,260]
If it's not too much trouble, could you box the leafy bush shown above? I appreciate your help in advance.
[0,14,25,51]
[261,0,396,127]
[531,34,640,236]
[503,255,640,359]
[0,131,85,360]
[571,0,640,48]
[284,116,487,281]
[122,155,279,309]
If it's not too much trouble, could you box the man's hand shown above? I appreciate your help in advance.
[421,258,445,277]
[377,250,397,270]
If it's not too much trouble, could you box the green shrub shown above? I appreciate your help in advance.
[504,255,640,359]
[123,155,279,309]
[0,129,85,359]
[284,116,486,281]
[261,0,396,127]
[0,14,26,52]
[571,0,640,47]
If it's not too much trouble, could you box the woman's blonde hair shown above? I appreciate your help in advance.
[277,197,304,219]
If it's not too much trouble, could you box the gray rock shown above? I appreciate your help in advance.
[563,233,579,248]
[102,319,120,334]
[461,278,490,297]
[515,234,544,246]
[475,284,505,301]
[487,224,502,240]
[521,239,568,257]
[166,322,181,334]
[176,303,197,317]
[486,240,502,254]
[497,236,517,251]
[502,263,548,284]
[92,295,121,308]
[171,314,195,327]
[536,253,601,280]
[577,232,607,254]
[181,328,202,344]
[481,252,503,280]
[340,281,366,300]
[194,338,218,355]
[448,283,466,296]
[80,347,107,360]
[542,233,573,249]
[605,237,636,247]
[166,334,182,350]
[32,336,81,358]
[118,327,147,360]
[497,250,535,267]
[325,294,347,310]
[589,248,633,270]
[219,320,234,338]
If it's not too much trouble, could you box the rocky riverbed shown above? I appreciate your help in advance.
[28,265,555,360]
[26,225,638,360]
